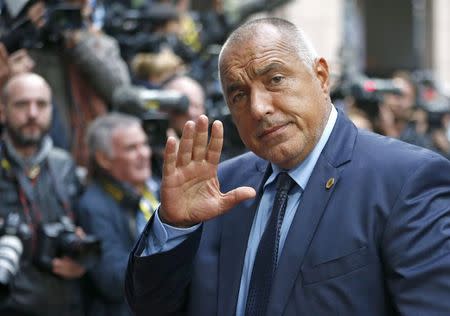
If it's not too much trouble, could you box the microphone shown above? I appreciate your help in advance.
[112,85,190,117]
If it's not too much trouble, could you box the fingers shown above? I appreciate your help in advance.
[220,186,256,212]
[0,43,10,80]
[176,121,195,167]
[206,120,223,165]
[0,43,8,62]
[163,136,178,177]
[192,115,209,161]
[165,115,223,173]
[9,49,35,75]
[27,2,46,28]
[52,257,86,279]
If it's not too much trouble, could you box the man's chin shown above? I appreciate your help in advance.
[14,135,44,147]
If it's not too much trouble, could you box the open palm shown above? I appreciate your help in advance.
[159,115,256,227]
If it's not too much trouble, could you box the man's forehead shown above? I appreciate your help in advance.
[8,81,51,99]
[9,75,49,91]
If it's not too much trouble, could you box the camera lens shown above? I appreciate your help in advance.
[0,235,23,296]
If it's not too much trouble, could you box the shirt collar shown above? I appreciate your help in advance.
[266,105,338,191]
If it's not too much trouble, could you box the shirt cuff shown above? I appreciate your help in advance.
[143,208,201,255]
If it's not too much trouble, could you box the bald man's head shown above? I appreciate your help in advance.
[1,73,51,106]
[1,73,53,153]
[219,17,318,76]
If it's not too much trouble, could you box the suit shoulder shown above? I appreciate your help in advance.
[78,182,116,212]
[354,129,449,172]
[49,146,75,164]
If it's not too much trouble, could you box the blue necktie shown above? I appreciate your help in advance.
[245,172,295,316]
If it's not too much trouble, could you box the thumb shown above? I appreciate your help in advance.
[220,186,257,212]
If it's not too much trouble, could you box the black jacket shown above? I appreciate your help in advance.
[0,137,84,316]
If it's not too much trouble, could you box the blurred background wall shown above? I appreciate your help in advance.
[262,0,449,94]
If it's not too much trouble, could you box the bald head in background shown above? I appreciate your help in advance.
[163,75,206,137]
[1,73,52,157]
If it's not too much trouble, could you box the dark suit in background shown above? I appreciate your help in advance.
[78,181,137,316]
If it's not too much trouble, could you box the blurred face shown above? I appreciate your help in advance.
[220,25,331,169]
[103,124,151,188]
[2,74,52,150]
[384,78,415,120]
[167,79,205,135]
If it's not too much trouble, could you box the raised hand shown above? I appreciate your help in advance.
[159,115,256,227]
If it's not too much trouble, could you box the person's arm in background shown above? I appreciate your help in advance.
[0,1,45,87]
[64,29,130,106]
[0,43,10,88]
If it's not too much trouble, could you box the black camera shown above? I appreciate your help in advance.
[413,71,450,130]
[332,75,403,120]
[0,212,31,297]
[34,216,101,272]
[39,2,84,45]
[1,0,83,54]
[112,85,190,149]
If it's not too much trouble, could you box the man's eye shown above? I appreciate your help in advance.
[232,91,245,104]
[271,75,284,84]
[37,101,49,108]
[14,102,28,109]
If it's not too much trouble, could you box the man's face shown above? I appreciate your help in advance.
[383,78,415,121]
[103,124,151,188]
[2,75,52,148]
[220,25,331,169]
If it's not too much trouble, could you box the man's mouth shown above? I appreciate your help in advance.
[258,123,289,139]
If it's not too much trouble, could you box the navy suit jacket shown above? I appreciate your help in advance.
[78,181,137,316]
[125,111,450,316]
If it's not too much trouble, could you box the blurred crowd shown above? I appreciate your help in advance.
[332,70,450,159]
[0,0,449,315]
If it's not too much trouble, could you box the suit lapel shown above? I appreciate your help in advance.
[218,158,269,316]
[267,110,357,315]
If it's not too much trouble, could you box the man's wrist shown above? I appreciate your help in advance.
[159,207,200,228]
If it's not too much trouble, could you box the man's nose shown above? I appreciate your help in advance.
[249,88,274,119]
[28,103,40,117]
[138,144,151,159]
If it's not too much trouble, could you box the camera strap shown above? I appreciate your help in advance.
[0,142,73,223]
[46,151,73,220]
[0,142,39,224]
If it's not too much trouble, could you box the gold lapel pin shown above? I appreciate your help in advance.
[325,177,335,189]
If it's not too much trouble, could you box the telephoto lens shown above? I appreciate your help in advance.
[0,235,23,297]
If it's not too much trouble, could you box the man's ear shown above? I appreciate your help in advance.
[314,57,330,95]
[95,151,112,171]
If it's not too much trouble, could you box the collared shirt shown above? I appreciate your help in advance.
[236,106,337,315]
[145,106,338,314]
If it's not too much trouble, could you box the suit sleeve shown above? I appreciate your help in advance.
[77,200,131,301]
[383,154,450,315]
[125,217,203,316]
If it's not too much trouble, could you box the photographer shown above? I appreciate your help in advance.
[1,0,131,166]
[0,73,86,316]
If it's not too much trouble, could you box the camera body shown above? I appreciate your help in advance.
[1,0,83,54]
[34,216,101,272]
[332,75,403,121]
[0,212,31,296]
